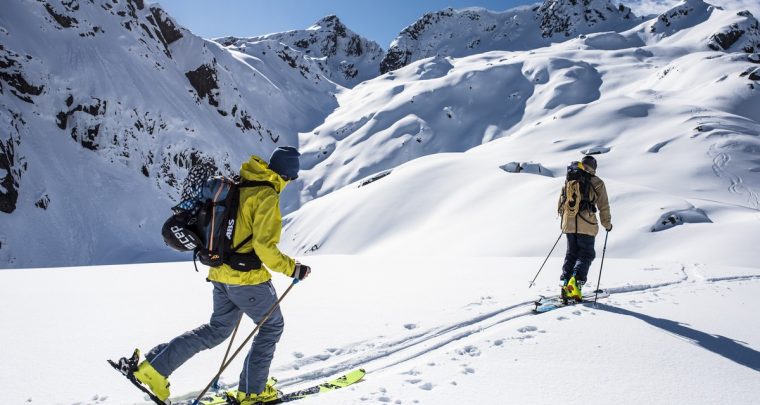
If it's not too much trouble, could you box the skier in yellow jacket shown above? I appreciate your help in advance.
[557,155,612,301]
[132,146,310,405]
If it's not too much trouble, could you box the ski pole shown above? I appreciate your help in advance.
[193,279,299,405]
[211,314,243,391]
[529,232,563,288]
[594,231,609,305]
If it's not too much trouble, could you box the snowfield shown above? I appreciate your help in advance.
[1,257,759,404]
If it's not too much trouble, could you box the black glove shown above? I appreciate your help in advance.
[293,262,311,280]
[606,224,613,232]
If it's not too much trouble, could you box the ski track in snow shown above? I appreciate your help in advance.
[709,144,760,210]
[257,263,757,394]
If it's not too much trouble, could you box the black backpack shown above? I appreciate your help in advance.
[162,167,274,272]
[559,161,597,216]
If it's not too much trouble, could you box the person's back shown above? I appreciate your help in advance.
[557,155,612,301]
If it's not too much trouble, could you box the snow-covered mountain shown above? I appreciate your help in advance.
[379,0,640,74]
[0,0,340,267]
[290,0,760,268]
[2,0,760,269]
[215,15,385,88]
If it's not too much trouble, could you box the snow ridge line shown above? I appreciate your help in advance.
[705,274,760,283]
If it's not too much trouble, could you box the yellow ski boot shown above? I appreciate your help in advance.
[133,357,171,402]
[564,276,583,302]
[230,383,280,405]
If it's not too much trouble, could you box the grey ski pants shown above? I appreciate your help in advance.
[145,281,284,394]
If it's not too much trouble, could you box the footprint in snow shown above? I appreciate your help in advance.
[456,345,481,357]
[292,352,304,359]
[315,353,331,361]
[404,323,417,330]
[401,368,422,376]
[461,367,476,375]
[573,310,582,316]
[419,382,434,390]
[518,325,538,333]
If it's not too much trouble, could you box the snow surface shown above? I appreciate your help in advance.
[1,257,759,404]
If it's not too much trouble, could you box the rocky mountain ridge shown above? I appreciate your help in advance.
[216,15,385,88]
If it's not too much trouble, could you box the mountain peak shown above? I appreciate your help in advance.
[216,16,383,88]
[313,14,345,31]
[536,0,636,38]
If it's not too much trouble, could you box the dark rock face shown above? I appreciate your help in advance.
[35,194,50,210]
[56,98,107,151]
[380,48,412,74]
[185,64,220,107]
[147,5,183,58]
[0,48,45,103]
[537,0,633,38]
[380,9,454,74]
[43,1,79,29]
[707,11,760,53]
[0,127,21,214]
[741,66,760,80]
[650,6,690,33]
[709,24,746,51]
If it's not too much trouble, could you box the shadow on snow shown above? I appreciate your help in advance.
[595,304,760,372]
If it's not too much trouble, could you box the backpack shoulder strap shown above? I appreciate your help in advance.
[228,180,276,253]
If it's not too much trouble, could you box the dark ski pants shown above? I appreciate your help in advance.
[145,281,284,394]
[561,233,596,283]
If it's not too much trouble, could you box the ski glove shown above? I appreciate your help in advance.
[293,262,311,280]
[606,224,613,232]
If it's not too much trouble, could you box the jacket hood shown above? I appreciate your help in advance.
[581,162,596,176]
[240,155,287,192]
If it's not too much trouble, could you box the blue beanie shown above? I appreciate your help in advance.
[268,146,300,180]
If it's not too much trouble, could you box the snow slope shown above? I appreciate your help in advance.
[290,1,760,268]
[0,0,342,268]
[1,257,759,404]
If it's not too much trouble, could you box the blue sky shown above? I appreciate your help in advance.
[151,0,539,47]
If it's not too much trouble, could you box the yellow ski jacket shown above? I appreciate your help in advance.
[207,156,296,285]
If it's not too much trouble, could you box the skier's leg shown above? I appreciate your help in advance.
[228,281,285,395]
[572,234,597,284]
[145,282,241,377]
[561,233,578,282]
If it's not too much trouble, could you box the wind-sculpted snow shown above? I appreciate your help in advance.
[288,40,760,267]
[299,56,535,199]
